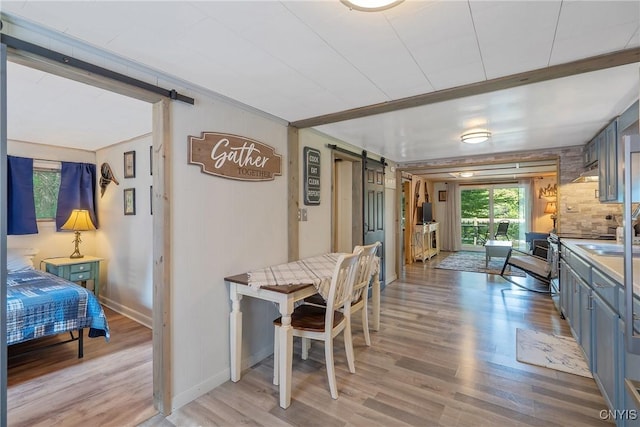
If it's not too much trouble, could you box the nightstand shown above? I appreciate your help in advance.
[42,256,103,297]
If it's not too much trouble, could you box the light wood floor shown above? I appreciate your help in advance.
[8,257,612,426]
[7,307,156,426]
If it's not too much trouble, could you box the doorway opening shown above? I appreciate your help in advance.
[460,184,528,251]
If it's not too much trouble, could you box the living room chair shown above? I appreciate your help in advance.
[273,250,361,399]
[500,247,552,293]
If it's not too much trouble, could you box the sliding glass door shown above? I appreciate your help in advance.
[460,184,528,250]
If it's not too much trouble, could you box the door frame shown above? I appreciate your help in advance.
[331,150,363,252]
[1,47,173,415]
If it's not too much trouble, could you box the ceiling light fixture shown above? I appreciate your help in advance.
[341,0,404,12]
[459,172,474,178]
[461,131,491,144]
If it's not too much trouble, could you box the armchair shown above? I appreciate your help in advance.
[500,246,551,293]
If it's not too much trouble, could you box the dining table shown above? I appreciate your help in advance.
[224,252,380,409]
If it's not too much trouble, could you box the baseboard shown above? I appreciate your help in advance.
[100,296,152,329]
[386,273,398,284]
[170,345,274,412]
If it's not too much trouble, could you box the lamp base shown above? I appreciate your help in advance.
[69,231,84,258]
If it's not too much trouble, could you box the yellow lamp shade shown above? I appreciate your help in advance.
[61,209,96,231]
[544,202,557,215]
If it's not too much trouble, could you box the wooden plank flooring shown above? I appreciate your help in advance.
[7,257,613,426]
[146,257,612,427]
[7,307,156,427]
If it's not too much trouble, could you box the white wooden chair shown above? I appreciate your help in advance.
[273,250,361,399]
[303,242,381,349]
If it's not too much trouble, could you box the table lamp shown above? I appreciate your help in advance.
[61,209,96,258]
[545,201,557,232]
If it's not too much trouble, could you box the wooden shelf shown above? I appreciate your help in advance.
[412,222,440,262]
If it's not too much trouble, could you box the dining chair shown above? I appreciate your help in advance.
[273,250,361,399]
[303,242,381,348]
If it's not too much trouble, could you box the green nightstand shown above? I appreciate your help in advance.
[42,256,103,297]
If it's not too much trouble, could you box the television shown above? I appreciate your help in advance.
[422,202,433,223]
[416,202,433,224]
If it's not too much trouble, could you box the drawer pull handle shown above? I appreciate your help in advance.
[77,274,85,279]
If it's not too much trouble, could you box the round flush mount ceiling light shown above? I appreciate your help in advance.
[459,172,474,178]
[341,0,405,12]
[461,131,491,144]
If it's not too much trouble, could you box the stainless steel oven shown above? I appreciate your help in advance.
[548,234,560,313]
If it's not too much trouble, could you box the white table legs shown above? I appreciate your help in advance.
[277,299,294,409]
[229,284,243,382]
[372,275,380,331]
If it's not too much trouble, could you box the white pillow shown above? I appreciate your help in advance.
[7,248,38,272]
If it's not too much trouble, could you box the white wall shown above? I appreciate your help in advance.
[6,140,97,266]
[96,134,153,327]
[297,130,334,258]
[169,98,288,410]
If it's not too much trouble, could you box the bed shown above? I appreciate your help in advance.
[6,248,109,358]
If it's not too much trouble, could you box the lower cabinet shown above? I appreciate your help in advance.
[621,319,640,427]
[593,293,620,411]
[560,245,640,426]
[578,278,593,367]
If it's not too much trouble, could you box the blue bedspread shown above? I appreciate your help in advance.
[7,268,110,345]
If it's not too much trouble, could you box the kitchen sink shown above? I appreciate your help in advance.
[575,242,640,257]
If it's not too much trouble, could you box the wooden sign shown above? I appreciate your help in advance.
[304,147,321,205]
[188,132,282,181]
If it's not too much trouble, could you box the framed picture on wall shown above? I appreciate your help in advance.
[438,190,447,202]
[124,188,136,215]
[124,151,136,178]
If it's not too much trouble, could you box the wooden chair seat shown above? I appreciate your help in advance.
[274,305,344,332]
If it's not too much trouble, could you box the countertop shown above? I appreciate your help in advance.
[561,238,639,295]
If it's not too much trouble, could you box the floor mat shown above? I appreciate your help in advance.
[516,328,592,378]
[433,251,524,277]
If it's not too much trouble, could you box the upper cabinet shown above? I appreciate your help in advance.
[599,101,639,203]
[583,137,598,168]
[599,120,618,202]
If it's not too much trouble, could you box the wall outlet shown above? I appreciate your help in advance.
[298,208,308,222]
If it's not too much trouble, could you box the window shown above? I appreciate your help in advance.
[33,160,61,220]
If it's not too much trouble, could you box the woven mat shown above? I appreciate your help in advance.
[516,328,592,378]
[433,251,524,277]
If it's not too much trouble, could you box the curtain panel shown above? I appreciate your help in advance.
[7,156,38,235]
[56,162,98,230]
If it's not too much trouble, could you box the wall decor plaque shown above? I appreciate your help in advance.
[303,147,321,205]
[188,132,282,181]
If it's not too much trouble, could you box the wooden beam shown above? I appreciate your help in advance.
[1,42,8,427]
[287,126,299,262]
[152,99,172,415]
[291,47,640,129]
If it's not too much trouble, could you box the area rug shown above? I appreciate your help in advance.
[433,251,525,277]
[516,328,592,378]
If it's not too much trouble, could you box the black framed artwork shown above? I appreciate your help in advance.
[438,190,447,202]
[124,188,136,215]
[124,151,136,178]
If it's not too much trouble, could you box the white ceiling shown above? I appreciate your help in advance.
[2,0,639,164]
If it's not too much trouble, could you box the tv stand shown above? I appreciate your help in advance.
[412,222,440,262]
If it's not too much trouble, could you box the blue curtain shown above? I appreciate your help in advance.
[7,155,38,235]
[56,162,99,230]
